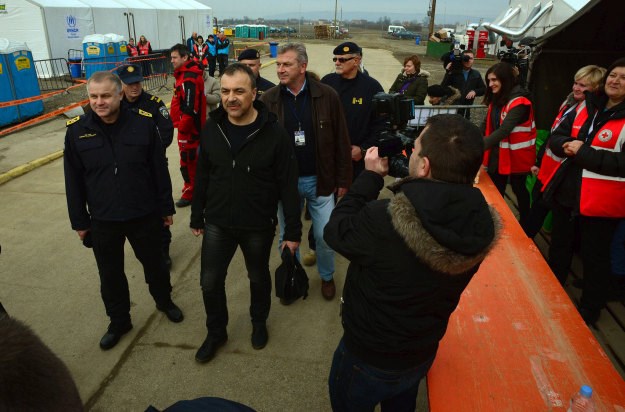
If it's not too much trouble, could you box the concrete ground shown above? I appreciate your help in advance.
[0,43,428,411]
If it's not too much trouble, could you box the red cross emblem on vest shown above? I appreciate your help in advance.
[598,129,613,142]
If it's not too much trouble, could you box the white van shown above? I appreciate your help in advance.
[387,25,406,34]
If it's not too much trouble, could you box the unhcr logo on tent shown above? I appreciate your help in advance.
[66,15,78,32]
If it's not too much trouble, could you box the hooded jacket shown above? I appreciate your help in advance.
[389,69,430,105]
[324,171,501,370]
[190,100,302,241]
[171,60,206,138]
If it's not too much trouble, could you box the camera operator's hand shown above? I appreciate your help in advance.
[365,147,389,177]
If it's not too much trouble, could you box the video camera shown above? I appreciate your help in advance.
[442,43,470,73]
[497,37,534,88]
[371,92,417,178]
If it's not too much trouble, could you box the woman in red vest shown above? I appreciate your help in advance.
[527,65,605,285]
[555,58,625,325]
[127,37,138,57]
[482,62,536,225]
[137,35,152,56]
[193,35,209,68]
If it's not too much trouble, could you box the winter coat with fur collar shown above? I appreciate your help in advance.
[324,171,501,370]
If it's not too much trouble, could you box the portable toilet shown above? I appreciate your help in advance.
[103,34,117,71]
[0,38,44,127]
[83,34,109,79]
[105,33,126,66]
[249,25,259,39]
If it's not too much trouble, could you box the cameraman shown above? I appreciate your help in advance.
[324,114,501,411]
[442,49,486,116]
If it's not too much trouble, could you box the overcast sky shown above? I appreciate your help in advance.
[210,0,511,21]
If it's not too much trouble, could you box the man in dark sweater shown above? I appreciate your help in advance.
[324,114,501,411]
[441,49,486,117]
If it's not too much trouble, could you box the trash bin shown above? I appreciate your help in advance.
[69,57,82,78]
[415,35,421,45]
[269,42,279,58]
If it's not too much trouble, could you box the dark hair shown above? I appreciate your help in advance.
[403,55,421,73]
[483,62,517,107]
[419,114,484,184]
[0,316,83,411]
[222,62,257,89]
[170,43,190,58]
[604,57,625,85]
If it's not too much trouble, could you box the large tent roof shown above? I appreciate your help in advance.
[29,0,210,9]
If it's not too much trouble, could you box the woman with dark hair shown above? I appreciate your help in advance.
[389,55,429,105]
[553,57,625,324]
[137,35,152,56]
[193,35,209,68]
[482,62,536,225]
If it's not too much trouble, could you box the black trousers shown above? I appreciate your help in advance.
[200,223,275,339]
[91,213,172,328]
[522,180,551,238]
[488,171,531,225]
[207,55,217,77]
[580,216,620,312]
[548,203,578,285]
[217,54,228,75]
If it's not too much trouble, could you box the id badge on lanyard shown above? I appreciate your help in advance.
[294,129,306,146]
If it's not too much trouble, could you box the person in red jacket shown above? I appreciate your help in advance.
[193,35,209,68]
[170,44,206,207]
[482,62,536,225]
[137,35,152,55]
[127,37,138,57]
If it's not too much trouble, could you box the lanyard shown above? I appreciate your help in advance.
[551,103,579,133]
[288,92,307,130]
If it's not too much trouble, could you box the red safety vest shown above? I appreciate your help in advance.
[138,41,150,56]
[538,100,588,188]
[580,117,625,217]
[127,44,138,57]
[483,96,537,174]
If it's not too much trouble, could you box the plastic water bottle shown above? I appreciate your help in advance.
[567,385,596,412]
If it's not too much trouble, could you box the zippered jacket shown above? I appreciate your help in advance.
[190,101,302,241]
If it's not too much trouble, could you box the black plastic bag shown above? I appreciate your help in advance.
[275,248,309,302]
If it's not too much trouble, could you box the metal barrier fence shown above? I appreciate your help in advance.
[411,104,488,129]
[125,53,170,92]
[33,58,75,91]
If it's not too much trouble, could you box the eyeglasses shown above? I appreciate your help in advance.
[333,57,355,63]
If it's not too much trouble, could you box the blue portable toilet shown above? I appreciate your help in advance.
[105,33,126,67]
[83,34,109,79]
[0,38,44,127]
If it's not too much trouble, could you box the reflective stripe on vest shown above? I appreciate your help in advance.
[483,96,537,174]
[138,42,150,55]
[580,117,625,217]
[538,100,588,187]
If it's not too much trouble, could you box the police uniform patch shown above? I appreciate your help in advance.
[159,106,170,119]
[598,129,613,142]
[79,133,97,139]
[138,109,153,118]
[150,95,162,103]
[66,116,80,127]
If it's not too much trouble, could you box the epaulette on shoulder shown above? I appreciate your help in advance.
[150,95,162,104]
[138,109,153,118]
[66,116,81,127]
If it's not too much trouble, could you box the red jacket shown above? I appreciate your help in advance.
[484,96,536,174]
[138,41,151,56]
[538,99,588,188]
[171,60,206,138]
[127,44,138,57]
[580,117,625,217]
[193,43,208,66]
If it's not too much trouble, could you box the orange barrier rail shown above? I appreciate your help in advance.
[0,99,88,138]
[0,81,86,109]
[427,172,625,410]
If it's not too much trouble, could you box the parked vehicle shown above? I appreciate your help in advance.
[387,25,406,34]
[392,28,419,40]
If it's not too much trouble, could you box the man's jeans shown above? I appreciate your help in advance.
[278,175,335,281]
[328,338,434,412]
[199,223,275,338]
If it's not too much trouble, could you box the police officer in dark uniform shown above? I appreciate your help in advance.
[117,63,175,269]
[64,71,183,351]
[321,42,384,179]
[237,48,275,99]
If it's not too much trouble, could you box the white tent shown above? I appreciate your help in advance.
[0,0,213,61]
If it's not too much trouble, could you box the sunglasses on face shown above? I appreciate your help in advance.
[333,56,355,63]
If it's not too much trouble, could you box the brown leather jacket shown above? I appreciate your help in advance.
[260,75,352,196]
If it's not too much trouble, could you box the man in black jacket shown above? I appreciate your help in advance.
[237,48,275,98]
[324,114,501,411]
[117,63,175,269]
[64,71,183,351]
[190,63,301,363]
[441,49,486,117]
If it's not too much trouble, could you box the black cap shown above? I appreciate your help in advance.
[238,48,260,61]
[116,64,143,84]
[427,85,452,97]
[333,42,361,55]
